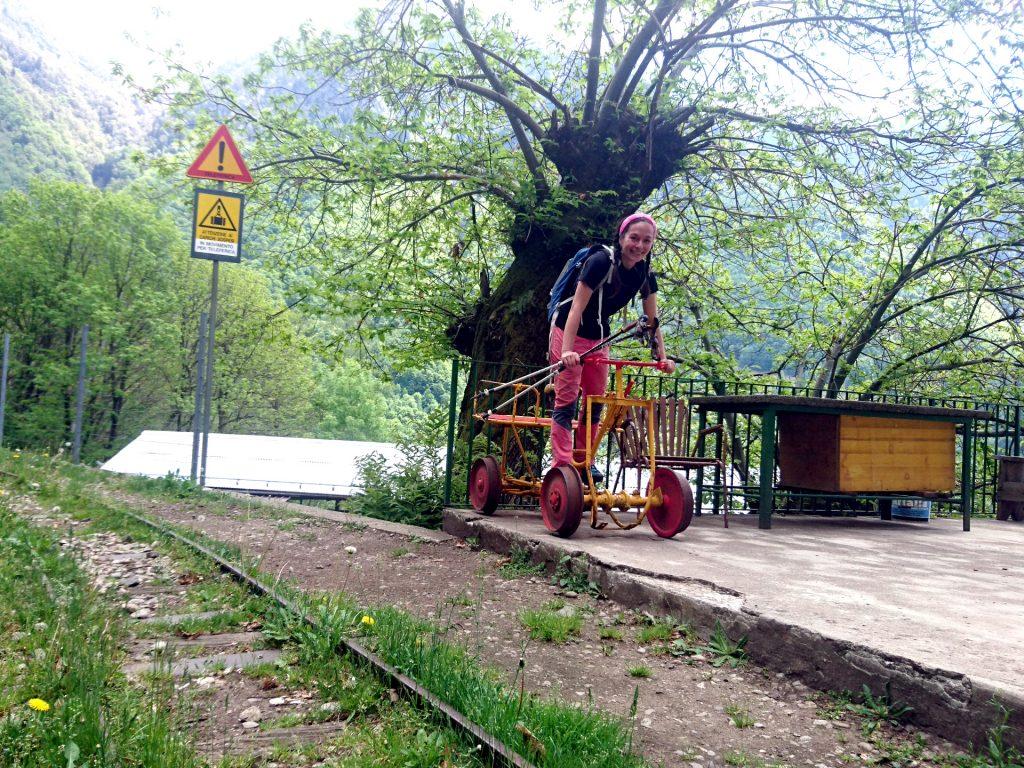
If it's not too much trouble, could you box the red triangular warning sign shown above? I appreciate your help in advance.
[186,125,253,184]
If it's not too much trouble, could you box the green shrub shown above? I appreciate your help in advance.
[346,410,446,528]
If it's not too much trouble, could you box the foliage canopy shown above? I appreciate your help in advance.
[150,0,1023,399]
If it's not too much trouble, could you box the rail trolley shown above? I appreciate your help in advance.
[468,320,696,538]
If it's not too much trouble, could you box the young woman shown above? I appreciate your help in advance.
[548,212,674,475]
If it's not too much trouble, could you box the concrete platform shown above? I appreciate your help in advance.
[444,507,1024,748]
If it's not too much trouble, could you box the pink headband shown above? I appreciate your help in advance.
[618,212,657,237]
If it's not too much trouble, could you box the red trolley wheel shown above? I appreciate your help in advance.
[469,456,501,515]
[648,468,694,538]
[540,466,584,538]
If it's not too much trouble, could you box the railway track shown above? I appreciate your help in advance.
[107,506,538,767]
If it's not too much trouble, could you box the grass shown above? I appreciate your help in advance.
[519,607,583,643]
[966,701,1024,768]
[817,690,854,721]
[2,452,650,768]
[0,505,203,768]
[131,604,261,639]
[599,626,624,641]
[636,619,675,645]
[849,682,914,734]
[498,546,546,579]
[367,605,643,768]
[723,751,787,767]
[215,705,484,768]
[0,455,488,767]
[552,554,601,596]
[627,665,652,679]
[724,704,756,728]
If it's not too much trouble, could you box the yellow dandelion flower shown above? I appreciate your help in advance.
[360,615,375,626]
[27,698,50,712]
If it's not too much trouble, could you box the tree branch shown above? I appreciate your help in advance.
[439,0,548,193]
[252,153,517,205]
[582,0,607,125]
[463,39,570,122]
[686,14,899,45]
[706,107,937,146]
[442,74,546,140]
[597,0,685,125]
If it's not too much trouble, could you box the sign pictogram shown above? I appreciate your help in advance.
[191,189,245,262]
[186,125,253,184]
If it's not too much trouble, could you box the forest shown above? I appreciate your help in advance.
[0,0,1022,460]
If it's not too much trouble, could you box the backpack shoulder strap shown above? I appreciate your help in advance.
[594,245,615,338]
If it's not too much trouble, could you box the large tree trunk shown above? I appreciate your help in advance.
[451,109,705,422]
[456,109,701,363]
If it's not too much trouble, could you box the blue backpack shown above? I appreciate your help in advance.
[546,244,616,334]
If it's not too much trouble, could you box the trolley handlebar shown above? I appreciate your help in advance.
[474,317,669,417]
[606,359,673,371]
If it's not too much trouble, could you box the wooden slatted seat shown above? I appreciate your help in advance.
[614,397,727,489]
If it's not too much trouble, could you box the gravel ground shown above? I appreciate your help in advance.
[93,489,970,768]
[3,475,974,768]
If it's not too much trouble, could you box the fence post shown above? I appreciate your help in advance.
[72,325,89,464]
[0,332,9,448]
[464,359,479,505]
[1014,405,1021,457]
[443,358,460,507]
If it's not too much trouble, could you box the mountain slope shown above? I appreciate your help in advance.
[0,5,152,189]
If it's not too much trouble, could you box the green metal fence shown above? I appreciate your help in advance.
[443,357,1022,519]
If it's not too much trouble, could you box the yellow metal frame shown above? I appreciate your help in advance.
[573,363,663,530]
[474,381,545,499]
[474,364,668,531]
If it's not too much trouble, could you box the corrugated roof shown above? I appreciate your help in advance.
[101,430,402,498]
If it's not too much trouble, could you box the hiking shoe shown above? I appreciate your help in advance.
[588,464,604,483]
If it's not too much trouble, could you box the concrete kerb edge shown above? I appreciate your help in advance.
[224,491,452,542]
[443,508,1024,751]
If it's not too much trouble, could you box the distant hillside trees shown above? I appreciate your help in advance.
[0,9,150,191]
[0,181,318,459]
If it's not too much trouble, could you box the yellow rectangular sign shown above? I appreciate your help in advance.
[191,189,244,263]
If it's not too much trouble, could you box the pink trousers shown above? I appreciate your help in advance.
[548,325,609,467]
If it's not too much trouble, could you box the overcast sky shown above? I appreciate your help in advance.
[5,0,566,84]
[4,0,373,78]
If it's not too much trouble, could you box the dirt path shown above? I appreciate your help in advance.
[100,488,971,768]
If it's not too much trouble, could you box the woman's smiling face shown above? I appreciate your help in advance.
[619,220,655,267]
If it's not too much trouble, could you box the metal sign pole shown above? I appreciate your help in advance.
[190,312,208,481]
[188,130,251,485]
[72,325,89,464]
[0,332,9,447]
[199,264,219,485]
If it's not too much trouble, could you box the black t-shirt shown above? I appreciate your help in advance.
[553,249,657,340]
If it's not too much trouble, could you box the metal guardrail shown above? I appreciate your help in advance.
[443,358,1022,519]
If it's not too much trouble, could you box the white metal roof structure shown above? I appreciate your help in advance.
[101,430,402,499]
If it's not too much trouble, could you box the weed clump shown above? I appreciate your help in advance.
[520,607,583,643]
[498,546,545,579]
[347,410,446,529]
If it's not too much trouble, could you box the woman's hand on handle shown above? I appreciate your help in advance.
[561,350,582,369]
